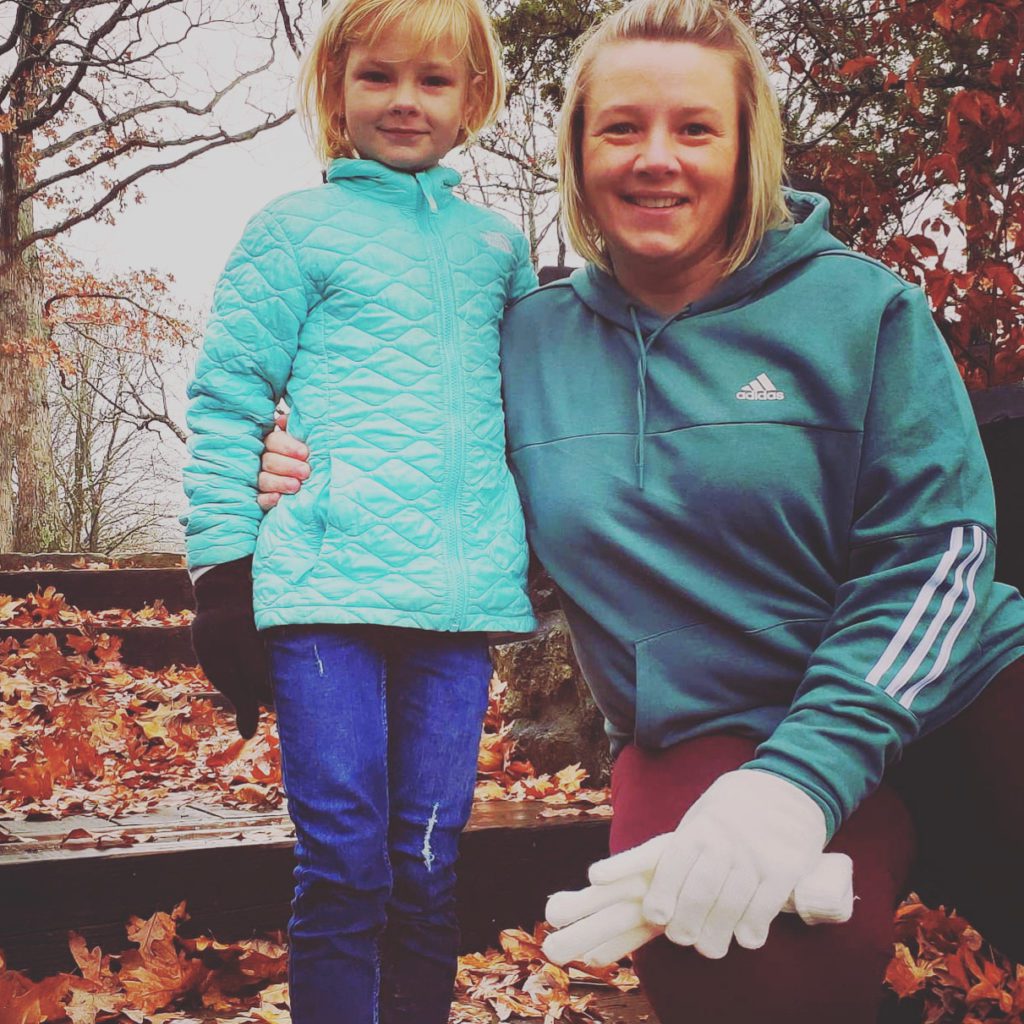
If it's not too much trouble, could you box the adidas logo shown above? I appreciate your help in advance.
[736,373,785,401]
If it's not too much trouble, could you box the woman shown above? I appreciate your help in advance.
[256,0,1024,1019]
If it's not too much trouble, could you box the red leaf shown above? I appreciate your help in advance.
[987,264,1018,296]
[839,55,879,76]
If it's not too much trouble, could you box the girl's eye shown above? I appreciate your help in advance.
[423,75,453,87]
[359,70,389,83]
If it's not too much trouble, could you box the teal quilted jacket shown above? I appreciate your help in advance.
[183,159,538,633]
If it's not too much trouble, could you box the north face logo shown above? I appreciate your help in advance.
[482,231,513,254]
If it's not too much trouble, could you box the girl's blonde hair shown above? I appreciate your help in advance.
[297,0,506,165]
[558,0,790,277]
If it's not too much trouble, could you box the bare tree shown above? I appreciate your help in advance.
[49,319,193,554]
[460,82,563,267]
[43,247,196,553]
[0,0,314,551]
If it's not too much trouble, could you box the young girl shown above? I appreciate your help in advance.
[182,1,537,1020]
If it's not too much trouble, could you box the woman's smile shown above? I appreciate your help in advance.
[624,194,690,208]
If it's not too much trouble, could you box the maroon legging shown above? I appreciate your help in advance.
[609,656,1024,1024]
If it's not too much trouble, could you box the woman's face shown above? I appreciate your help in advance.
[581,40,742,287]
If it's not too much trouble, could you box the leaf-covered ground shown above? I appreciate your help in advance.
[0,589,609,820]
[0,907,638,1024]
[1,588,1021,1022]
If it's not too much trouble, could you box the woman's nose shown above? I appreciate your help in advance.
[635,131,677,174]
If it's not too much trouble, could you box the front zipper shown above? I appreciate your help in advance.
[416,174,468,630]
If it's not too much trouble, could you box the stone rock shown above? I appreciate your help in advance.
[491,611,611,787]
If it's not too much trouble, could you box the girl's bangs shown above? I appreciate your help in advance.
[353,1,473,65]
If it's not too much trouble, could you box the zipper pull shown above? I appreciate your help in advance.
[415,172,439,213]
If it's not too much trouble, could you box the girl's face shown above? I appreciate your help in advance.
[341,24,479,172]
[581,40,741,292]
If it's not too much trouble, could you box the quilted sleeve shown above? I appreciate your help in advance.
[182,209,308,568]
[509,231,539,302]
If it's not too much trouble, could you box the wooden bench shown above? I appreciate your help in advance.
[0,798,610,981]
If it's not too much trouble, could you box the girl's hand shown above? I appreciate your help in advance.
[258,412,311,511]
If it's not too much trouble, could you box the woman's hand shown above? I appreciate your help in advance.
[542,834,852,967]
[574,770,828,961]
[626,769,827,958]
[257,413,311,511]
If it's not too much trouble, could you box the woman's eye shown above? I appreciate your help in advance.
[683,123,711,137]
[603,123,635,136]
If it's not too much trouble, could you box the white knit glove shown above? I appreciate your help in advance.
[545,770,831,963]
[542,845,852,966]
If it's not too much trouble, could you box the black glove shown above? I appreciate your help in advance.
[191,556,272,739]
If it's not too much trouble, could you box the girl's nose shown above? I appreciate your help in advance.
[389,80,420,115]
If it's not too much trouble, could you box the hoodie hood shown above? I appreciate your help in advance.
[569,190,846,333]
[564,190,847,488]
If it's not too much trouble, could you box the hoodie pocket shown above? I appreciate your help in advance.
[634,617,828,748]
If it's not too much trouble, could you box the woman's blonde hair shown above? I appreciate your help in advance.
[558,0,790,276]
[297,0,505,164]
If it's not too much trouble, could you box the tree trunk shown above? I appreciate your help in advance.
[0,209,60,552]
[0,7,59,553]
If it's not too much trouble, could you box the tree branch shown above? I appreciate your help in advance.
[32,47,279,164]
[15,1,135,134]
[19,109,294,253]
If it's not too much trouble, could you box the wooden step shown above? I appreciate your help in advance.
[0,800,610,980]
[0,624,195,669]
[0,566,195,612]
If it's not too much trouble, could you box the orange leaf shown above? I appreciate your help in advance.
[839,55,878,76]
[205,737,248,769]
[885,943,935,998]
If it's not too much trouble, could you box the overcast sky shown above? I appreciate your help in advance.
[64,114,321,318]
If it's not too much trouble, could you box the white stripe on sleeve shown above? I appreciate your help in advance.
[896,530,987,709]
[866,526,964,687]
[884,525,985,700]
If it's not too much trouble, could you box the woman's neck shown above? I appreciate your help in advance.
[611,251,727,318]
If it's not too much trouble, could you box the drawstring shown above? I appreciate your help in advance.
[628,306,675,490]
[414,171,438,212]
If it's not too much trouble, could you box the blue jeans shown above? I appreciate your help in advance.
[266,625,492,1024]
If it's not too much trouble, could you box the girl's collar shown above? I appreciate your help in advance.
[325,158,460,208]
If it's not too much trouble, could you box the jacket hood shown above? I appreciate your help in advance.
[569,190,845,333]
[562,190,847,490]
[326,157,460,209]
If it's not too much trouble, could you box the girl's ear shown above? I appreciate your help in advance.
[462,73,485,134]
[327,100,352,159]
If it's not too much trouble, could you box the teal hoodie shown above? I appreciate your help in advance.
[500,191,1024,837]
[184,159,537,633]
